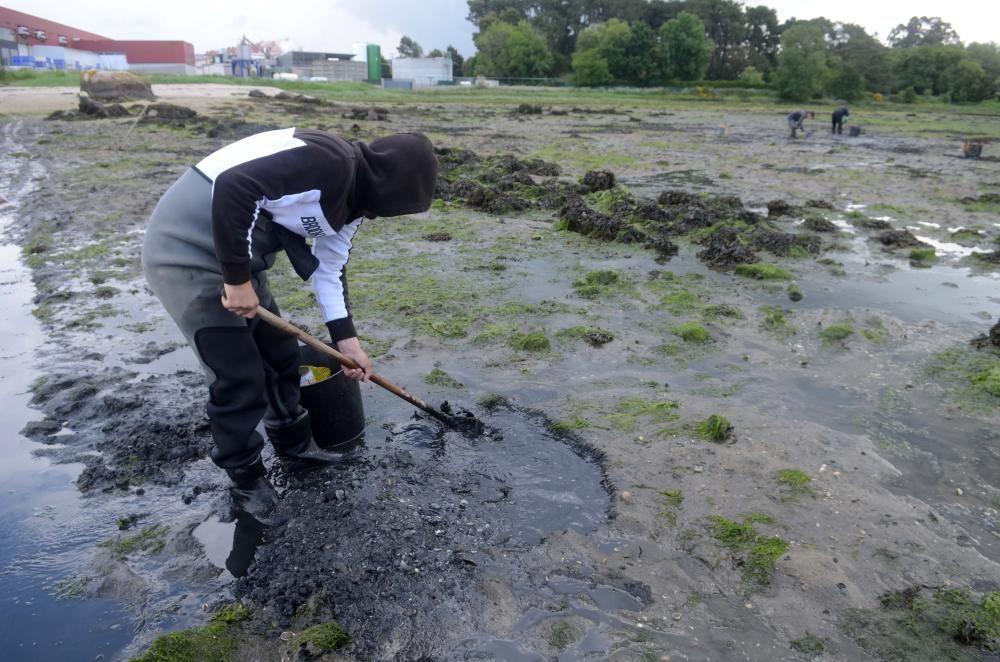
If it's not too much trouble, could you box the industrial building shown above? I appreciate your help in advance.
[0,7,194,73]
[274,51,368,82]
[390,57,454,88]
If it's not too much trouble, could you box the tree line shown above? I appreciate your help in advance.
[397,0,999,102]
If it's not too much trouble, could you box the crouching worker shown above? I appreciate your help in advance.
[832,107,849,134]
[142,128,437,522]
[787,110,814,138]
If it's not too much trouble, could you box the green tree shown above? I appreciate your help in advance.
[428,49,444,57]
[642,0,686,29]
[774,23,829,101]
[827,61,866,101]
[576,19,633,82]
[829,23,891,92]
[659,11,713,81]
[572,48,613,86]
[474,20,554,78]
[445,45,465,74]
[891,45,964,95]
[625,22,663,86]
[686,0,747,79]
[888,16,960,48]
[743,5,781,75]
[966,42,1000,82]
[738,65,765,85]
[397,36,424,58]
[950,59,995,102]
[462,53,479,77]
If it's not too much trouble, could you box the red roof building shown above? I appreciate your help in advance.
[0,6,194,74]
[0,6,108,45]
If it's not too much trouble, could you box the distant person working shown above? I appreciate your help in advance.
[787,110,814,138]
[832,107,850,134]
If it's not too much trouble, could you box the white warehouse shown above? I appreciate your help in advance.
[391,57,453,88]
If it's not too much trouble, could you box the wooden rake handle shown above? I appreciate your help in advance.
[254,306,439,417]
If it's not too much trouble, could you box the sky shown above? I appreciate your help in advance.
[6,0,997,57]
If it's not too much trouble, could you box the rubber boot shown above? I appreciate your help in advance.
[225,457,285,526]
[266,411,344,466]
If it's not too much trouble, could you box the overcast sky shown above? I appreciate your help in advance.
[6,0,997,56]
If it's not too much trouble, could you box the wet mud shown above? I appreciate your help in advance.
[233,407,609,659]
[4,87,1000,661]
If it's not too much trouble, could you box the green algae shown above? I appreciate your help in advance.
[820,324,854,343]
[472,323,510,346]
[548,620,582,650]
[298,621,350,652]
[909,247,938,264]
[131,603,252,662]
[99,524,169,560]
[659,489,684,508]
[477,394,510,412]
[609,397,679,432]
[760,305,795,337]
[556,325,615,347]
[703,303,744,320]
[842,587,1000,660]
[970,367,1000,397]
[776,469,814,500]
[573,269,634,299]
[548,417,591,434]
[424,368,463,389]
[790,632,826,657]
[695,414,732,442]
[509,331,551,352]
[710,513,788,589]
[776,469,812,491]
[734,263,792,280]
[586,185,634,213]
[673,322,712,343]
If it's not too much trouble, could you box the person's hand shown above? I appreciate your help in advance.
[222,281,259,318]
[336,336,372,382]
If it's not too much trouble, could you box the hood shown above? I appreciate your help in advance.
[353,133,438,218]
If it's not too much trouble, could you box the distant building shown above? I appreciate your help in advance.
[275,51,366,81]
[391,57,453,88]
[72,40,195,75]
[0,7,193,74]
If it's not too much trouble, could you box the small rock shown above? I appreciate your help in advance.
[693,465,704,473]
[956,487,963,496]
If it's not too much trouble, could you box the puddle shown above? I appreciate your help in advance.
[625,169,716,195]
[913,235,978,257]
[0,125,132,660]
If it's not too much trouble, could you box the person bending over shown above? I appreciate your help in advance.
[142,128,437,522]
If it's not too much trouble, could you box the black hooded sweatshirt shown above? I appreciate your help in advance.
[194,128,437,340]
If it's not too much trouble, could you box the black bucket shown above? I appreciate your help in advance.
[298,344,365,450]
[849,125,862,137]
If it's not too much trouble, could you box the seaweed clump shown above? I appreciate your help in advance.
[842,587,1000,659]
[433,147,561,214]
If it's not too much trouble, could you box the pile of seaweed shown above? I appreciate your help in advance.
[434,147,826,268]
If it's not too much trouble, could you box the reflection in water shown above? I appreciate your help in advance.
[226,515,269,578]
[193,514,269,579]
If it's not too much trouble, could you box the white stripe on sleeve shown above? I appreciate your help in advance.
[311,218,363,322]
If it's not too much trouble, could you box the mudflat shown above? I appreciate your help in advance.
[2,82,999,661]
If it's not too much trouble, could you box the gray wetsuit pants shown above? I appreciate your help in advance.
[142,168,303,470]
